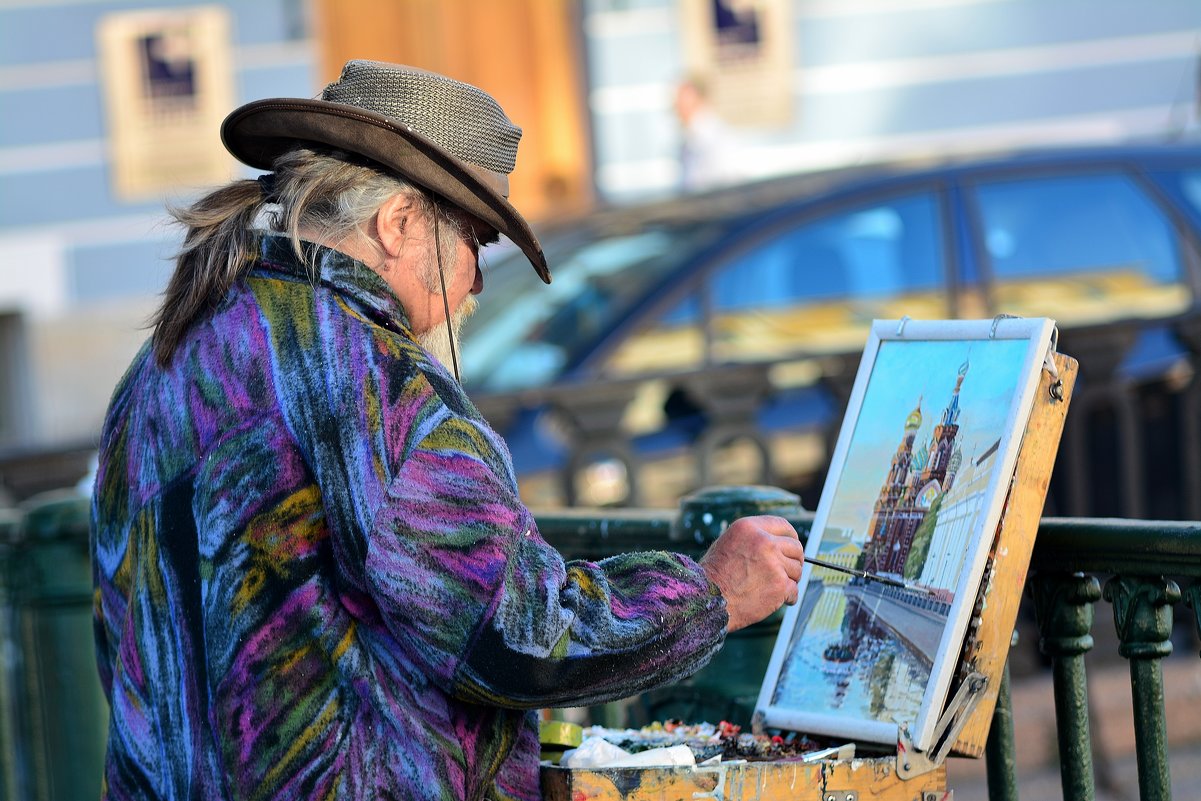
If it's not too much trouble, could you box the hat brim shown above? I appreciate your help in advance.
[221,98,551,283]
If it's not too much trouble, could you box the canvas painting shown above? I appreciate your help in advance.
[756,318,1056,750]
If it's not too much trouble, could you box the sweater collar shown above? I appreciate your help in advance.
[256,233,413,332]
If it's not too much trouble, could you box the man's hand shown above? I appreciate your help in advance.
[699,515,804,632]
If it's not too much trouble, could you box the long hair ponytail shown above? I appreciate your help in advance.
[150,148,464,367]
[150,180,265,366]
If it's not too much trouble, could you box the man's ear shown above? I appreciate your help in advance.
[376,193,414,258]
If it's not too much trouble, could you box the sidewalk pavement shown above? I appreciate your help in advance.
[946,656,1201,800]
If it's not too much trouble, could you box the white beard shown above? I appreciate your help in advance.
[416,295,478,378]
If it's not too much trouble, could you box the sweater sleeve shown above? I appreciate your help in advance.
[363,413,729,710]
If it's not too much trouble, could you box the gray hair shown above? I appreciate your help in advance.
[150,148,463,366]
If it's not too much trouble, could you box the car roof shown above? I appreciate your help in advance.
[465,140,1201,392]
[535,140,1201,238]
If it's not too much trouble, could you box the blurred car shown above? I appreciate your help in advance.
[460,143,1201,509]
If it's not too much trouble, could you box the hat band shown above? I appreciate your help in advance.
[470,164,509,198]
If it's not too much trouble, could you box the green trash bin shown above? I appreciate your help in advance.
[587,485,807,730]
[632,486,803,727]
[2,492,107,801]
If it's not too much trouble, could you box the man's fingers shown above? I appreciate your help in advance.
[776,537,804,561]
[760,515,800,540]
[783,581,800,606]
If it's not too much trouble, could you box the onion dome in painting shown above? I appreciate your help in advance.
[906,397,923,432]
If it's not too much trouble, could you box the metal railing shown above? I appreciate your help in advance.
[535,491,1201,801]
[0,488,1196,799]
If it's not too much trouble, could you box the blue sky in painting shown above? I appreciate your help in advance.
[822,338,1032,542]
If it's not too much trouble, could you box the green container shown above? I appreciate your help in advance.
[582,486,806,729]
[626,607,785,728]
[2,492,107,801]
[636,486,802,726]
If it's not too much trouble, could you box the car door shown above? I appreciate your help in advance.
[959,163,1197,331]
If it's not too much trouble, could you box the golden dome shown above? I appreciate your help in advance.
[905,397,923,431]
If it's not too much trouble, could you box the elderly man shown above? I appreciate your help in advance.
[90,60,803,801]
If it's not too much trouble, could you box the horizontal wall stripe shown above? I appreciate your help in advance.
[0,59,95,90]
[0,40,313,91]
[800,30,1201,95]
[597,104,1185,196]
[0,83,106,146]
[591,29,1200,110]
[0,211,173,249]
[0,139,105,175]
[738,105,1189,179]
[798,3,1201,67]
[793,60,1191,140]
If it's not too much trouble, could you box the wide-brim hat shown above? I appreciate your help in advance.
[221,60,550,283]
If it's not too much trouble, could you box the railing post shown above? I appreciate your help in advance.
[1104,576,1181,801]
[984,657,1018,801]
[1031,572,1101,801]
[1184,584,1201,656]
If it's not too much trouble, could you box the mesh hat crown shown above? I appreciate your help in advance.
[221,60,550,283]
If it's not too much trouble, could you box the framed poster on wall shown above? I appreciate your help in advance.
[97,6,236,200]
[679,0,795,128]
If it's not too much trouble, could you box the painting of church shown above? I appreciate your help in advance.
[757,318,1056,752]
[862,359,970,583]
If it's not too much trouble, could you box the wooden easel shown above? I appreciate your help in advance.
[944,351,1078,758]
[542,352,1078,800]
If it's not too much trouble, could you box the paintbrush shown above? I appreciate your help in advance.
[803,554,934,594]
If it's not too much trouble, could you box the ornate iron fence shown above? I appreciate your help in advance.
[536,495,1201,801]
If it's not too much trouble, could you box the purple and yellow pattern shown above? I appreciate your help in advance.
[91,235,727,800]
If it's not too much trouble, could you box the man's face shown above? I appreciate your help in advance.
[439,204,499,306]
[409,205,498,372]
[394,204,495,336]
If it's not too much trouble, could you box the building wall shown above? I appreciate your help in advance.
[583,0,1201,201]
[5,0,1201,454]
[0,0,316,449]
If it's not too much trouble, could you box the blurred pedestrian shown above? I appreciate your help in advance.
[674,73,744,191]
[89,59,803,800]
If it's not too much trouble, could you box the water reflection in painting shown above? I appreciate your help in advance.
[772,578,931,725]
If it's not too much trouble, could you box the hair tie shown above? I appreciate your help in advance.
[256,172,277,201]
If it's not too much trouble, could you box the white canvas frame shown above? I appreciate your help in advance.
[756,318,1056,751]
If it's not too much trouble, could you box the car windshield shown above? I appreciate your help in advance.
[460,220,720,392]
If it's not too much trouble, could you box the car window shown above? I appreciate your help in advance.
[606,191,948,374]
[1182,169,1201,215]
[459,224,719,392]
[971,172,1190,324]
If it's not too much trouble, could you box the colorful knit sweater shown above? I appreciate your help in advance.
[90,235,728,800]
